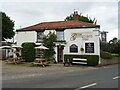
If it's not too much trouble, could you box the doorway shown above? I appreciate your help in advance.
[57,45,64,62]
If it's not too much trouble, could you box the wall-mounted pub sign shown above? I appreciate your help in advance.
[85,43,94,53]
[70,33,93,41]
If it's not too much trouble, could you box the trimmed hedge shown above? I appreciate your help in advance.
[21,42,35,62]
[111,53,120,57]
[64,54,99,66]
[100,50,113,59]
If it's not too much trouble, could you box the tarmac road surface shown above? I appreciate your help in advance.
[2,64,119,89]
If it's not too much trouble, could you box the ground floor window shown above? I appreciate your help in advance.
[70,44,78,53]
[85,43,94,53]
[36,49,43,58]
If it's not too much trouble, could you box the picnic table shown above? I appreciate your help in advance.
[33,58,49,67]
[5,57,24,64]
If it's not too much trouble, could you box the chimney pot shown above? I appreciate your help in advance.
[73,10,79,20]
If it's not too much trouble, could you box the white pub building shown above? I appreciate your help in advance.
[16,11,100,65]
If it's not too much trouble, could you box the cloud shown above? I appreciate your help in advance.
[1,2,95,27]
[83,2,118,41]
[1,2,118,41]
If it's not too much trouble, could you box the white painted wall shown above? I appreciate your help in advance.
[15,30,56,46]
[15,31,37,46]
[16,28,100,62]
[64,28,100,56]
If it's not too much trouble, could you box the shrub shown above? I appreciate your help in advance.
[111,53,120,57]
[21,42,35,62]
[100,50,113,59]
[64,54,99,66]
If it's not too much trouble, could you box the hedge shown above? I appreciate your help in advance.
[64,54,99,66]
[100,50,113,59]
[111,53,120,57]
[21,42,35,62]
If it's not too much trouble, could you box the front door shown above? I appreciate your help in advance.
[57,45,64,62]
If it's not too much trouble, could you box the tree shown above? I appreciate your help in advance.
[100,41,110,52]
[42,32,57,61]
[109,37,118,53]
[114,40,120,54]
[100,37,120,54]
[1,12,15,41]
[64,13,97,24]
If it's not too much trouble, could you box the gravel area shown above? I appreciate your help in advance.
[2,61,96,80]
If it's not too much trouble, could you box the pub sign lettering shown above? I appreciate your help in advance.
[85,43,94,53]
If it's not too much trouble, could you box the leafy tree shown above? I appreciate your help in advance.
[1,12,15,41]
[100,37,120,54]
[109,38,118,53]
[42,32,57,61]
[100,41,110,52]
[109,38,120,54]
[64,13,97,24]
[115,40,120,54]
[109,38,117,45]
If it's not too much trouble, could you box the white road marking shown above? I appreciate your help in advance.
[113,76,120,80]
[74,83,97,90]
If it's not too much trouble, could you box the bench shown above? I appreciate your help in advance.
[72,58,87,64]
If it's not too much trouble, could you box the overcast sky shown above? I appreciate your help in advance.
[0,0,119,42]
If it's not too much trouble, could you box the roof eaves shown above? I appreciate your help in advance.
[16,24,100,31]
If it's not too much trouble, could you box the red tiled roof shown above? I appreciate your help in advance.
[16,20,100,31]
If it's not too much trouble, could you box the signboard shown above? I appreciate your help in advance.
[85,43,94,53]
[70,33,93,41]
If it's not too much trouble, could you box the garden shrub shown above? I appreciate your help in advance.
[21,42,35,62]
[111,53,120,57]
[100,50,113,59]
[64,54,99,66]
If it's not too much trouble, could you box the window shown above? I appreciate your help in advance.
[70,44,78,53]
[36,49,43,58]
[37,32,44,42]
[56,31,64,41]
[36,49,40,58]
[85,43,94,53]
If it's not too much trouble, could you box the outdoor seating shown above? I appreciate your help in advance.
[5,57,24,64]
[33,45,49,67]
[33,58,49,67]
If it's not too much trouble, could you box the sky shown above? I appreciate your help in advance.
[0,0,119,42]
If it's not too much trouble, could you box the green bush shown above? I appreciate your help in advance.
[100,50,113,59]
[21,42,35,62]
[64,54,99,66]
[111,53,120,57]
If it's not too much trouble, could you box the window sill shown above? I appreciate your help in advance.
[55,40,66,42]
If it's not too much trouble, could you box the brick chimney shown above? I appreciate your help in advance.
[73,11,79,20]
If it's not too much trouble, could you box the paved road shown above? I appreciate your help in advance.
[2,64,119,89]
